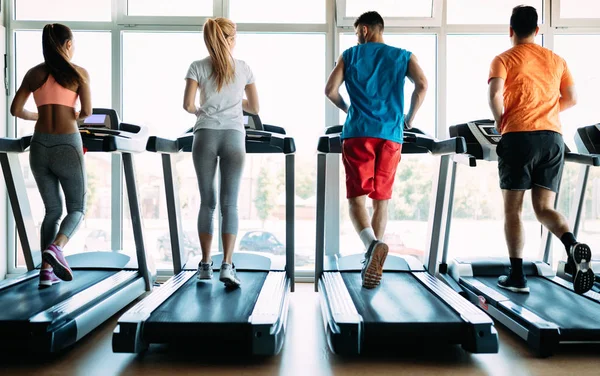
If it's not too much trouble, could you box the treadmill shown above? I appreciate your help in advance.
[314,125,498,355]
[0,108,154,353]
[437,119,600,357]
[554,124,600,292]
[113,113,295,355]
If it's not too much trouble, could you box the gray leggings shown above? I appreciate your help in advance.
[192,129,245,236]
[30,132,87,250]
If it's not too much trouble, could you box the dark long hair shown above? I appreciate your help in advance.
[42,23,85,87]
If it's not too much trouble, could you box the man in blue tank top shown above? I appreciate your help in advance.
[325,11,428,289]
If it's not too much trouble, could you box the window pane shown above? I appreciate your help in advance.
[127,0,212,17]
[337,35,436,263]
[447,34,541,260]
[16,0,111,21]
[345,0,433,18]
[15,31,112,266]
[123,32,207,270]
[552,35,600,264]
[560,0,600,19]
[230,0,325,23]
[447,0,542,24]
[123,33,325,271]
[339,34,437,136]
[235,34,326,271]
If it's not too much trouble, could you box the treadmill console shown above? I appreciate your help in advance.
[575,123,600,155]
[449,119,499,161]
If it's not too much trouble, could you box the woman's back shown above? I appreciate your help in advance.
[28,63,81,134]
[186,57,254,132]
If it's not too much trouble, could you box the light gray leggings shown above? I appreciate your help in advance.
[192,129,245,235]
[29,132,87,250]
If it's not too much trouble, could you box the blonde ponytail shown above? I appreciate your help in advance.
[203,18,236,92]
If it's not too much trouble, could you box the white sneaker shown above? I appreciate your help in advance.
[219,263,241,288]
[197,261,213,280]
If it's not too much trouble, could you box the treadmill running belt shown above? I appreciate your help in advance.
[0,270,115,321]
[474,276,600,329]
[147,271,268,324]
[342,272,463,324]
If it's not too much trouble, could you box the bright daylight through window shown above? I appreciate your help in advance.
[6,0,600,275]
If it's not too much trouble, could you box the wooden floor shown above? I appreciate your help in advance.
[2,283,599,376]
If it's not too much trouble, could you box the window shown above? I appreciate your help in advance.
[14,31,112,266]
[559,0,600,19]
[447,0,543,24]
[127,0,213,17]
[446,34,541,260]
[344,0,434,18]
[234,33,326,271]
[122,32,207,270]
[230,0,325,24]
[15,0,111,21]
[339,34,437,136]
[551,35,600,264]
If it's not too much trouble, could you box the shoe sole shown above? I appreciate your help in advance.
[572,244,594,294]
[197,272,213,280]
[39,279,61,288]
[220,276,241,288]
[362,243,388,289]
[42,251,73,281]
[497,283,530,293]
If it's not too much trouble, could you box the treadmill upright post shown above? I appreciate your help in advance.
[441,160,459,267]
[0,152,41,270]
[286,153,295,292]
[315,153,327,292]
[122,152,152,291]
[426,154,451,274]
[161,153,186,274]
[569,164,590,237]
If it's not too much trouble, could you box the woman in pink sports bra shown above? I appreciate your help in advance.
[10,23,92,288]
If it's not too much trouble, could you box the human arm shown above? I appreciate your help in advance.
[559,85,577,112]
[77,67,92,119]
[404,54,428,128]
[183,78,199,115]
[488,78,505,130]
[325,55,348,114]
[488,56,507,131]
[559,62,577,112]
[243,83,260,114]
[10,70,38,121]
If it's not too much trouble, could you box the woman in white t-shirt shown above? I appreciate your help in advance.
[183,17,259,288]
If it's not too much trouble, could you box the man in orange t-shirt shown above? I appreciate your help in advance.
[488,5,594,294]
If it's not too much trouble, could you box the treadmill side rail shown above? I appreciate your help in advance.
[413,272,498,354]
[0,270,39,292]
[249,271,290,355]
[29,270,139,328]
[112,270,196,353]
[461,278,560,357]
[319,272,363,355]
[549,275,600,303]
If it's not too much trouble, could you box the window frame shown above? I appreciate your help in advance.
[552,0,600,28]
[117,0,222,26]
[336,0,444,28]
[6,0,600,278]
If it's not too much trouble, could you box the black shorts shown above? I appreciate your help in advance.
[497,131,564,192]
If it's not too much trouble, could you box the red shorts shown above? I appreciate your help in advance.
[342,137,402,200]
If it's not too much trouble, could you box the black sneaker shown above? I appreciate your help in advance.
[360,240,388,289]
[497,274,530,293]
[568,243,595,294]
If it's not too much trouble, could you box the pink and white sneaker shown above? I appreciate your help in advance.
[42,244,73,281]
[39,268,61,288]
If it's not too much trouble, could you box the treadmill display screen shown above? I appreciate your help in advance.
[482,126,500,136]
[81,114,110,128]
